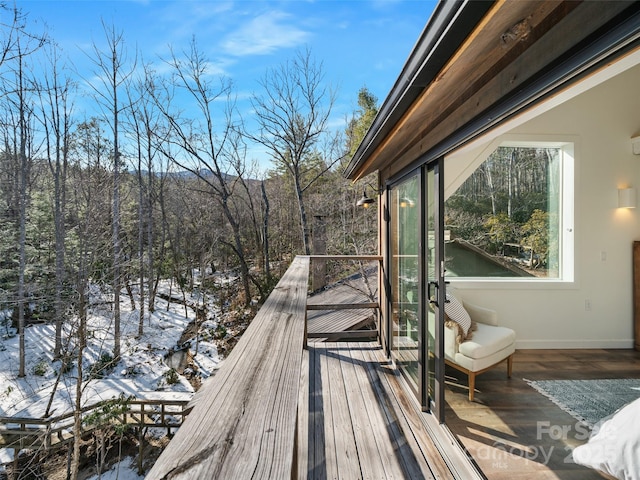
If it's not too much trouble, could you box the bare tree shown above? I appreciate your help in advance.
[84,21,136,360]
[2,28,45,377]
[260,180,271,284]
[36,42,75,358]
[14,38,31,378]
[67,117,113,479]
[125,61,167,335]
[152,39,254,305]
[249,48,340,255]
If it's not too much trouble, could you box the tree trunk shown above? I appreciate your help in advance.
[70,282,87,480]
[222,199,252,304]
[16,50,29,378]
[113,150,121,360]
[261,181,271,282]
[147,161,156,314]
[508,149,516,219]
[293,168,311,255]
[484,162,497,216]
[137,147,145,337]
[53,162,66,359]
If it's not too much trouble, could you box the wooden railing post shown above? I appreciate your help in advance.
[138,405,144,476]
[312,217,327,291]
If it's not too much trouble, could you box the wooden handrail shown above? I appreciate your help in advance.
[0,398,190,450]
[148,256,311,479]
[306,302,379,310]
[305,254,382,261]
[145,255,381,479]
[306,254,381,339]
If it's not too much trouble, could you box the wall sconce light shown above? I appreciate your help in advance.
[356,190,375,208]
[618,187,637,208]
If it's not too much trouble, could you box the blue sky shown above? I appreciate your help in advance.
[16,0,436,167]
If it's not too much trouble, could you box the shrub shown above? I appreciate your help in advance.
[164,368,179,385]
[33,360,48,376]
[213,324,227,340]
[89,352,115,379]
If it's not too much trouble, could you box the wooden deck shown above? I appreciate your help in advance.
[127,256,640,479]
[307,276,377,340]
[148,255,478,479]
[297,342,454,479]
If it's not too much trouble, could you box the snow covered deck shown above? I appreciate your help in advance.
[147,255,456,479]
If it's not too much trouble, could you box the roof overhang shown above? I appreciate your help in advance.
[345,0,640,182]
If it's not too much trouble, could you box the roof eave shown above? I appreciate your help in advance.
[344,0,495,180]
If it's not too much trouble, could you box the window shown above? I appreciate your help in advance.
[444,141,574,281]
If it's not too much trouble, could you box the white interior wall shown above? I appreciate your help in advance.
[447,61,640,349]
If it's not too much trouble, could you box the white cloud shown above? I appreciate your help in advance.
[222,11,310,56]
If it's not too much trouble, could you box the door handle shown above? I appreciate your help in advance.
[429,281,451,307]
[428,281,438,307]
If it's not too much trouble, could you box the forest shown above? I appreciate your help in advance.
[0,5,378,377]
[0,6,380,476]
[445,145,561,277]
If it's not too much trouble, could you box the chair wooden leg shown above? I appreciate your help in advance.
[507,354,513,378]
[468,372,476,401]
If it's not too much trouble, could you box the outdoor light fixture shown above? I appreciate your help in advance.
[399,197,415,208]
[356,190,375,208]
[618,187,637,208]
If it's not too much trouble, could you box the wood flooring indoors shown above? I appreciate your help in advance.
[444,348,640,479]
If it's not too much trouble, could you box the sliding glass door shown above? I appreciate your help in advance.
[389,160,445,419]
[390,174,420,393]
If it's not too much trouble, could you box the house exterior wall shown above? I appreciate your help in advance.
[443,60,640,349]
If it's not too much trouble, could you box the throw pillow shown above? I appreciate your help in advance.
[444,292,472,336]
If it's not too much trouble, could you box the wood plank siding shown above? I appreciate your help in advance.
[347,1,638,181]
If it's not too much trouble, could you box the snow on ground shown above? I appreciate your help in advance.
[0,278,225,465]
[85,457,145,480]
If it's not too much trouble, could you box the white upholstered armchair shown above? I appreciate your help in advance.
[444,289,516,401]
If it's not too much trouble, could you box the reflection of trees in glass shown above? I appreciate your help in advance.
[398,176,419,263]
[445,146,560,276]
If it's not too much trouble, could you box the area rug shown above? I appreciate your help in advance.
[526,378,640,427]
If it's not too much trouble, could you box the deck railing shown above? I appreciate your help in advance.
[0,396,190,450]
[306,255,382,341]
[147,254,382,479]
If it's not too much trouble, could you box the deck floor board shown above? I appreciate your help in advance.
[302,342,454,479]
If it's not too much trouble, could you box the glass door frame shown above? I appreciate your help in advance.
[385,158,446,420]
[427,158,445,421]
[387,171,423,399]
